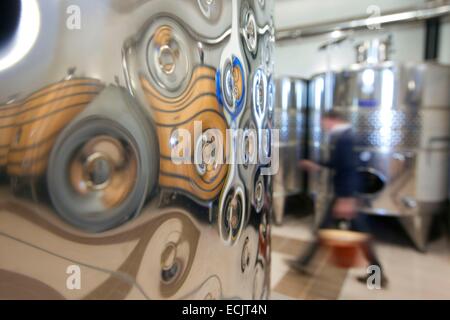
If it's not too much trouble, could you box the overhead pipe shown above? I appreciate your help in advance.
[275,1,450,43]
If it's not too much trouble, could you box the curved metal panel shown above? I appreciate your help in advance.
[0,0,275,299]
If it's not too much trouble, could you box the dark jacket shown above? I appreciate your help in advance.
[321,128,359,198]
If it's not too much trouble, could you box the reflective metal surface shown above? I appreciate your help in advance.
[308,39,450,250]
[307,72,333,226]
[0,0,274,299]
[272,76,307,224]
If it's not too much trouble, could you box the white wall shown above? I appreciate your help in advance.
[440,15,450,65]
[274,0,450,78]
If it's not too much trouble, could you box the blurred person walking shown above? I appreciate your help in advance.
[292,110,388,288]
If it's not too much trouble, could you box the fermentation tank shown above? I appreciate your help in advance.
[0,0,274,299]
[272,77,307,224]
[308,39,450,251]
[307,72,334,227]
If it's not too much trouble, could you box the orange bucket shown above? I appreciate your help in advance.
[318,229,370,268]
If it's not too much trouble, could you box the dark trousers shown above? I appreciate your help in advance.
[298,198,383,272]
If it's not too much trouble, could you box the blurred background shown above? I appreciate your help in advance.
[270,0,450,299]
[275,0,450,76]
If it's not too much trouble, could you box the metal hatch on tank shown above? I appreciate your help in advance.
[0,0,275,299]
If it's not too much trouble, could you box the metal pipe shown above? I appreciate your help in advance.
[424,17,441,60]
[276,2,450,42]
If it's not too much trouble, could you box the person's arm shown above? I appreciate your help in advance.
[317,158,332,169]
[298,159,321,172]
[333,197,357,220]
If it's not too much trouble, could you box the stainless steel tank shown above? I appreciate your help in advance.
[272,76,307,224]
[307,72,334,227]
[0,0,274,299]
[308,38,450,251]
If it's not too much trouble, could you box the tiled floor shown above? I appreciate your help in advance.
[271,214,450,300]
